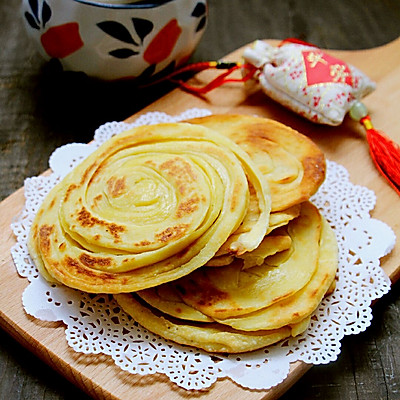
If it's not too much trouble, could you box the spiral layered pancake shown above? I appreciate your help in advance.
[28,122,270,293]
[187,114,326,212]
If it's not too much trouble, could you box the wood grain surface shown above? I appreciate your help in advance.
[1,0,400,399]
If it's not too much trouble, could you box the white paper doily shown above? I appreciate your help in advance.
[11,108,396,391]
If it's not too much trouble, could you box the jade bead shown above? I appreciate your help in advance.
[349,101,368,121]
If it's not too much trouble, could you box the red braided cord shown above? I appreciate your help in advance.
[140,60,258,94]
[177,64,258,95]
[140,61,220,88]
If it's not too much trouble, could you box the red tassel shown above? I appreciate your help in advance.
[361,116,400,196]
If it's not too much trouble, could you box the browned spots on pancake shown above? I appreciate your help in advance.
[64,184,78,202]
[134,240,152,247]
[63,256,115,280]
[77,207,98,227]
[58,242,66,251]
[159,157,197,195]
[214,308,244,315]
[119,277,129,286]
[302,154,326,189]
[79,253,112,268]
[194,287,229,308]
[310,274,330,299]
[107,176,127,197]
[80,161,98,185]
[93,234,100,241]
[178,277,230,309]
[31,223,38,239]
[77,207,125,239]
[272,292,294,304]
[39,225,54,253]
[176,196,200,218]
[109,223,125,240]
[88,159,108,185]
[49,198,56,209]
[145,160,156,168]
[245,123,270,140]
[92,194,103,208]
[156,224,189,243]
[113,130,153,148]
[64,256,79,269]
[230,181,243,212]
[276,174,297,184]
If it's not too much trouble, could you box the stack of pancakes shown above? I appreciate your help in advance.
[28,114,337,353]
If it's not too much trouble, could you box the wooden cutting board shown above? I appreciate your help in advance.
[1,38,399,400]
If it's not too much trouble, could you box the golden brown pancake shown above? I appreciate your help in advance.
[214,216,338,330]
[137,283,214,322]
[267,204,301,233]
[114,292,311,353]
[28,122,270,293]
[206,231,291,268]
[128,206,337,353]
[187,114,326,212]
[238,231,292,269]
[140,202,322,320]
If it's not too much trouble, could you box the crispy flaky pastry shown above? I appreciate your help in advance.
[213,216,338,330]
[132,205,337,352]
[267,204,301,233]
[114,292,311,353]
[204,203,300,267]
[132,206,338,352]
[139,201,322,320]
[206,231,292,268]
[28,122,270,293]
[137,283,214,323]
[211,204,300,259]
[187,114,326,212]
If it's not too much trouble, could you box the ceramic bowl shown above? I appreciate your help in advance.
[22,0,207,80]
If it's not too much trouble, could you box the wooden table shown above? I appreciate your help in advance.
[1,0,400,399]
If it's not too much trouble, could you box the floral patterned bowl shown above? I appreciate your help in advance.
[22,0,207,80]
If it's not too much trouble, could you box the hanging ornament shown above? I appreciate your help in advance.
[350,101,400,196]
[241,39,376,125]
[143,38,400,196]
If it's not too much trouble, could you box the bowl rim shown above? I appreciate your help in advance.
[72,0,183,9]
